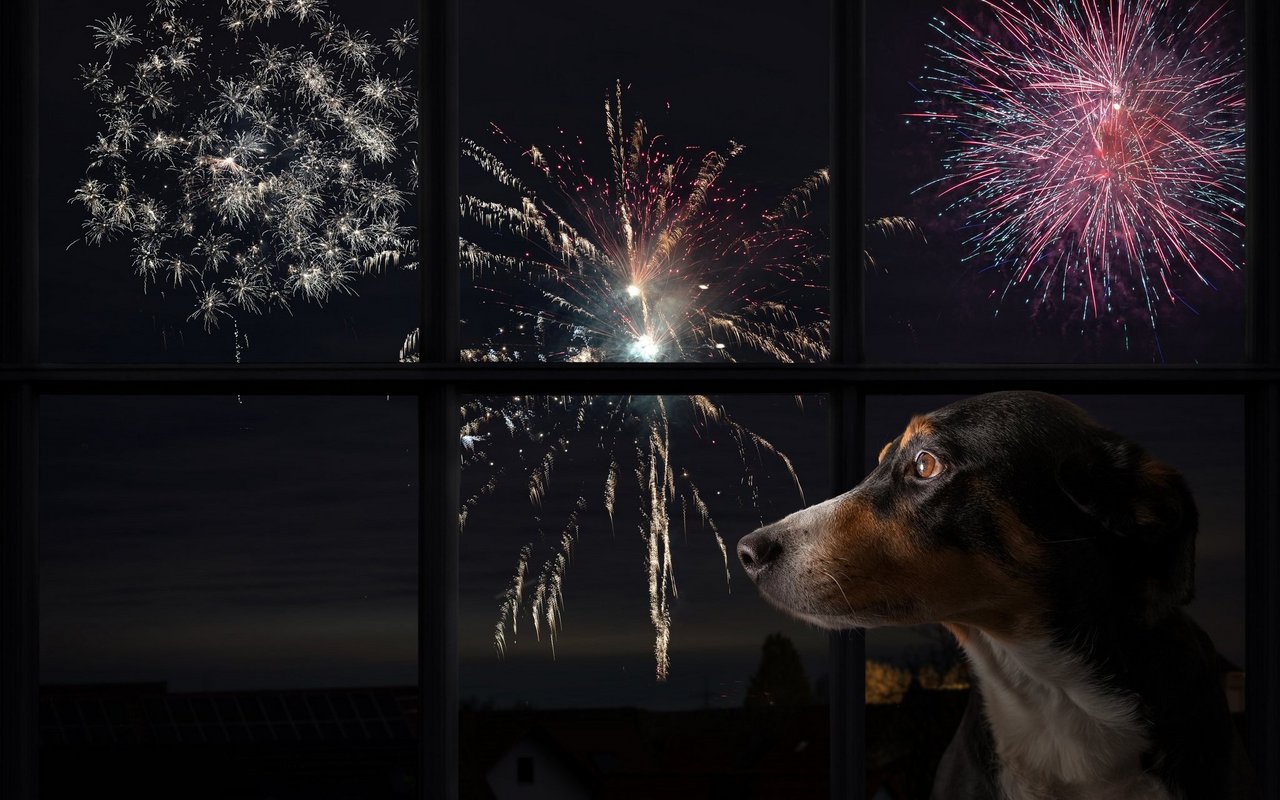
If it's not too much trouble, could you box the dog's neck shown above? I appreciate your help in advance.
[951,625,1172,800]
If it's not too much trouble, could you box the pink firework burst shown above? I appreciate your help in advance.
[914,0,1245,330]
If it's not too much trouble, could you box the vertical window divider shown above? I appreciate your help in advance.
[831,2,867,799]
[1246,384,1278,799]
[2,1,40,798]
[829,390,866,800]
[419,1,461,799]
[1245,2,1278,795]
[1,386,38,800]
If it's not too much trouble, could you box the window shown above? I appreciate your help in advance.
[3,3,1277,800]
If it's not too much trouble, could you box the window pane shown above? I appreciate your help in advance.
[863,1,1246,363]
[41,0,420,363]
[460,394,830,798]
[40,396,418,799]
[861,394,1245,799]
[459,1,830,363]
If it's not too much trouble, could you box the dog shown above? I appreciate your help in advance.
[737,391,1241,799]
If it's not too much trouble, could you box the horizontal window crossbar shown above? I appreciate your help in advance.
[1,363,1275,394]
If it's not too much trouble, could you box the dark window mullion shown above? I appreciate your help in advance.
[420,386,459,800]
[1245,1,1278,795]
[9,365,1277,397]
[831,1,867,799]
[832,0,864,368]
[2,2,39,799]
[1246,384,1279,800]
[1,386,38,800]
[829,388,866,800]
[1,0,37,365]
[419,1,460,799]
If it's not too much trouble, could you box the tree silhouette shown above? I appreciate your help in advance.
[745,632,812,708]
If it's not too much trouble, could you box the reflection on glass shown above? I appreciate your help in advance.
[40,396,418,799]
[460,0,830,363]
[42,0,419,362]
[864,0,1246,363]
[862,394,1245,799]
[460,395,830,798]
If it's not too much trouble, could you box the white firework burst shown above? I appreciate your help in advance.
[73,0,418,330]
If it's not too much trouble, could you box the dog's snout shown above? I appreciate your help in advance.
[738,529,783,580]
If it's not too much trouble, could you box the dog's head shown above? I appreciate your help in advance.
[737,391,1198,637]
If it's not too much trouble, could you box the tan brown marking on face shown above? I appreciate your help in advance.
[990,497,1046,570]
[942,622,970,646]
[808,492,1046,638]
[899,415,933,450]
[877,439,897,464]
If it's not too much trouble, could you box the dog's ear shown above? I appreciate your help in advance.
[1056,433,1198,608]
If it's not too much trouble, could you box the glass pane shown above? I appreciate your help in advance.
[460,394,830,797]
[459,1,830,363]
[41,0,419,362]
[862,394,1245,799]
[40,396,418,798]
[864,1,1246,363]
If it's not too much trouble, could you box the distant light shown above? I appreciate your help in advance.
[714,343,725,349]
[626,284,642,298]
[697,284,709,290]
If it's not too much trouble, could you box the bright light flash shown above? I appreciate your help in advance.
[626,284,642,298]
[632,334,661,360]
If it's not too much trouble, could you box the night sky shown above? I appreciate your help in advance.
[37,0,1247,717]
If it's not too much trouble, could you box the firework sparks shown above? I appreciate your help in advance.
[73,0,419,333]
[914,0,1244,331]
[463,393,808,681]
[460,82,830,365]
[457,86,834,678]
[75,4,842,684]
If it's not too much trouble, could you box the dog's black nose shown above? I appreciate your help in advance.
[738,529,783,580]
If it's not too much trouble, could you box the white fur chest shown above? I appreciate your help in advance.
[960,631,1173,800]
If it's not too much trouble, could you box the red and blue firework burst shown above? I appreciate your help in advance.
[913,0,1245,331]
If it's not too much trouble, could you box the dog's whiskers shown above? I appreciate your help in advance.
[822,568,857,618]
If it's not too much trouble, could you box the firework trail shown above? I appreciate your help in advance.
[462,393,808,681]
[457,86,836,679]
[913,0,1244,332]
[73,1,419,333]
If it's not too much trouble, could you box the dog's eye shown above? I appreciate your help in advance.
[913,450,943,479]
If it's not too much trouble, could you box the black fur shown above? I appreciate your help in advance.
[743,391,1250,798]
[918,393,1237,797]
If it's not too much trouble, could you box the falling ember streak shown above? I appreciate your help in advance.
[477,392,808,681]
[461,85,841,678]
[917,0,1244,334]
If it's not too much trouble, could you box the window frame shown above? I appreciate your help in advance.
[2,2,1278,799]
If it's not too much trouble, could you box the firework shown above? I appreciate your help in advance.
[456,86,835,678]
[73,0,419,332]
[913,0,1244,330]
[461,393,807,681]
[73,1,844,682]
[459,82,831,365]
